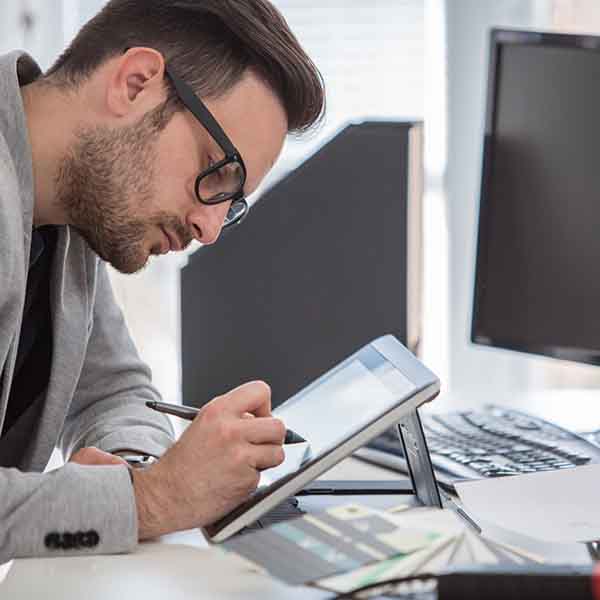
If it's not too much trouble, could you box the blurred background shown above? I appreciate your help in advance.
[2,0,600,434]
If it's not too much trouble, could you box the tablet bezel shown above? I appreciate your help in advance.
[204,335,440,542]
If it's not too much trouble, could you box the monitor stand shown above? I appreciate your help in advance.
[299,409,443,506]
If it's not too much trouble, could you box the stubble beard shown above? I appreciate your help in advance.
[55,107,174,274]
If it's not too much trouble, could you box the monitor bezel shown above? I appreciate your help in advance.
[471,28,600,366]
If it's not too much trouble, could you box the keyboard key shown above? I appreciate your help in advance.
[482,469,517,477]
[512,444,533,452]
[573,455,591,464]
[467,461,493,471]
[469,447,488,455]
[436,447,461,456]
[513,419,542,430]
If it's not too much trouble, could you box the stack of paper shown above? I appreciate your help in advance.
[225,502,543,592]
[317,505,542,594]
[455,464,600,544]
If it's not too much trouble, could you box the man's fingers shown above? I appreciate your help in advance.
[251,444,286,471]
[243,417,286,445]
[225,381,272,418]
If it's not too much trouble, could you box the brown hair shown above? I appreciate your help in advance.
[46,0,325,134]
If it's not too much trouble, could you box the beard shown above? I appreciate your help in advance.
[54,105,192,274]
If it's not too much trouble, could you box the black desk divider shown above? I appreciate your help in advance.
[181,120,423,410]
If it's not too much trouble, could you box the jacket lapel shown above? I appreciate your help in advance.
[0,53,40,436]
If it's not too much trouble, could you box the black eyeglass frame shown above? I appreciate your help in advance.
[164,64,249,229]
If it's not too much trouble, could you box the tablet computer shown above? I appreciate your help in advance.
[204,334,441,542]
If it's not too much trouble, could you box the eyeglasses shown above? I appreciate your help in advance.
[165,64,249,230]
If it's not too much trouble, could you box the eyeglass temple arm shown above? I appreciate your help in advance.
[164,65,238,158]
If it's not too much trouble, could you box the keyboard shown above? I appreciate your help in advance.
[356,405,600,493]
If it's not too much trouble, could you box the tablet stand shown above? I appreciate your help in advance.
[396,408,443,508]
[302,409,443,505]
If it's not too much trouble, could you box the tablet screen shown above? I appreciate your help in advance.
[260,345,416,487]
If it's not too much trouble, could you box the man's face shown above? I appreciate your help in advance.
[56,72,287,274]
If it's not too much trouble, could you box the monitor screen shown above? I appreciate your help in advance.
[472,29,600,365]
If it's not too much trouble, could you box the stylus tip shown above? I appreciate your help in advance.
[284,429,306,444]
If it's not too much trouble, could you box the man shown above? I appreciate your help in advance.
[0,0,324,561]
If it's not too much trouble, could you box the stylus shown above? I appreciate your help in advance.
[146,401,306,444]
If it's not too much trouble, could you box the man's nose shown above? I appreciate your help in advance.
[187,201,231,245]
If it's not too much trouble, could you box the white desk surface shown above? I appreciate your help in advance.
[2,457,593,598]
[0,459,402,599]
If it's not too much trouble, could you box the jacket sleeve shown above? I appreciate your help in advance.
[0,246,174,563]
[0,261,175,561]
[0,463,137,561]
[59,260,175,459]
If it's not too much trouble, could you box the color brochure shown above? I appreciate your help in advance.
[225,503,544,592]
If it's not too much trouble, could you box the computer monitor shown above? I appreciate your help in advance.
[472,29,600,365]
[181,121,423,409]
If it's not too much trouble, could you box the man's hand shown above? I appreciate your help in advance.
[132,381,285,540]
[69,447,128,466]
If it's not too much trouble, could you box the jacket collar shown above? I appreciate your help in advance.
[0,51,41,252]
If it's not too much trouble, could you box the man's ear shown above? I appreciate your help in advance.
[106,47,166,118]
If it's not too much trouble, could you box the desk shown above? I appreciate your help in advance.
[1,458,593,598]
[0,459,401,599]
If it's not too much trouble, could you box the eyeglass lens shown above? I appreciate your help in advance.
[197,159,245,204]
[223,200,248,228]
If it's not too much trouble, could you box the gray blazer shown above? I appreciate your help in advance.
[0,52,174,561]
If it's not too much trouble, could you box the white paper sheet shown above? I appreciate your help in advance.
[456,464,600,543]
[0,561,12,584]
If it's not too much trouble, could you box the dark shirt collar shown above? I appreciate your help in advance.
[29,229,45,269]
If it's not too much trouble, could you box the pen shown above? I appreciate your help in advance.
[145,400,306,444]
[455,505,482,534]
[440,490,482,534]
